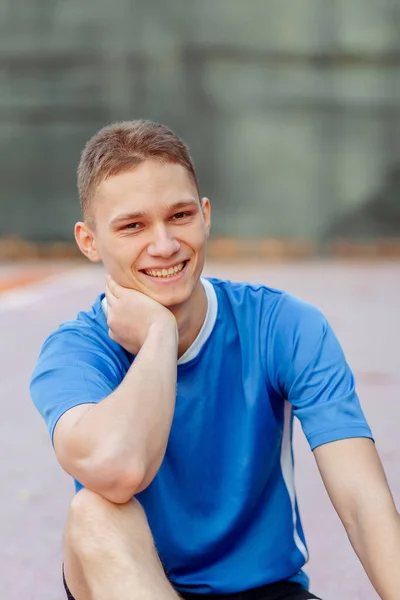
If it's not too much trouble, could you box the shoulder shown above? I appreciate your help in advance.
[34,293,125,372]
[205,276,284,309]
[206,277,324,330]
[268,292,327,338]
[30,294,126,439]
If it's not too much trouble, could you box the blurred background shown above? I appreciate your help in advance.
[0,0,399,256]
[1,2,400,599]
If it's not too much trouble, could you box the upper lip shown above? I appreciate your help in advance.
[140,260,188,272]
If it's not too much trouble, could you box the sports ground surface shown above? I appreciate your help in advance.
[1,259,399,600]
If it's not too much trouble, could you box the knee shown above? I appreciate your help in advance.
[66,488,150,556]
[69,488,122,521]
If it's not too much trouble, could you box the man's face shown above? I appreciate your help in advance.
[77,160,211,308]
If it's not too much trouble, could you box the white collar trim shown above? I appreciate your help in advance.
[178,277,217,365]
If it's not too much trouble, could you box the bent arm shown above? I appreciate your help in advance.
[54,320,178,503]
[314,438,400,600]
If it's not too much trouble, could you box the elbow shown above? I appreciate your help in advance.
[92,459,147,503]
[57,435,159,503]
[99,471,144,504]
[64,453,148,504]
[338,490,399,536]
[101,461,158,502]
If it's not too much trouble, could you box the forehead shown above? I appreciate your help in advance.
[94,160,198,217]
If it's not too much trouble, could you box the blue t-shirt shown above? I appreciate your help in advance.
[30,278,373,594]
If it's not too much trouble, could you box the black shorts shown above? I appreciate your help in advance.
[63,570,321,600]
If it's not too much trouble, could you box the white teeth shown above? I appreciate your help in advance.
[144,262,185,278]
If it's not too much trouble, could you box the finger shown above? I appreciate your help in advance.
[105,283,115,308]
[106,275,120,299]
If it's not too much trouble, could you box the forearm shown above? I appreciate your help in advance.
[66,321,178,500]
[345,501,400,599]
[315,438,400,599]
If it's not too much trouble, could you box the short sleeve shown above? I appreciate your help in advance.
[30,323,125,442]
[267,293,373,450]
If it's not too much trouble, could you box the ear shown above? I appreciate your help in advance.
[74,221,101,263]
[201,197,211,235]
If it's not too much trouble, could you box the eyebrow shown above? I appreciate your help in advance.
[110,200,199,227]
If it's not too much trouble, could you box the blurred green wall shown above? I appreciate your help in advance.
[1,0,399,243]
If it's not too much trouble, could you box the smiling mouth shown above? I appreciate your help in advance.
[141,261,188,279]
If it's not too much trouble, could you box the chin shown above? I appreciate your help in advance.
[142,283,192,307]
[155,291,191,309]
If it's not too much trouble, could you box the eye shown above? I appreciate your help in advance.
[123,222,142,230]
[171,211,191,220]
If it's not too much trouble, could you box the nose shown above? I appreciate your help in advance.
[147,225,180,258]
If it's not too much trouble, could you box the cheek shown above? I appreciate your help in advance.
[184,223,208,247]
[184,228,207,267]
[101,236,132,259]
[97,237,134,272]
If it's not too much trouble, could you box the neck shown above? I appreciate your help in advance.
[169,279,208,358]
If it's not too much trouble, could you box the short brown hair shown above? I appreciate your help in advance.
[77,120,199,220]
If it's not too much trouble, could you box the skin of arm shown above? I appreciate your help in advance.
[314,437,400,599]
[53,279,179,504]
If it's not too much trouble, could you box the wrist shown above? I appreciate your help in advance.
[148,315,178,345]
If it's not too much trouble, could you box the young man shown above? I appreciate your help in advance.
[31,120,400,600]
